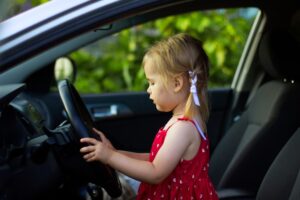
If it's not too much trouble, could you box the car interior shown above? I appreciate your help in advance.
[212,28,300,199]
[0,0,300,200]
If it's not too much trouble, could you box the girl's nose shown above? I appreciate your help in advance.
[147,86,151,94]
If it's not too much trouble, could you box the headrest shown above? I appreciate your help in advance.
[259,29,300,80]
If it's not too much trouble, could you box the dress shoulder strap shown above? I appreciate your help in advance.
[178,117,207,140]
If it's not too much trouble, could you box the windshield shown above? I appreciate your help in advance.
[0,0,49,22]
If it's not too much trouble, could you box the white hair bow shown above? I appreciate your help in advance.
[189,71,200,106]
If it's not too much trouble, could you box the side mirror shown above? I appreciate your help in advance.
[54,57,76,83]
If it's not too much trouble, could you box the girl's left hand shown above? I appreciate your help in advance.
[80,137,113,164]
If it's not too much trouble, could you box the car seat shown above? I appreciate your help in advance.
[256,127,300,200]
[209,29,300,198]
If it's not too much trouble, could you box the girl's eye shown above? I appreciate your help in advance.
[148,82,154,86]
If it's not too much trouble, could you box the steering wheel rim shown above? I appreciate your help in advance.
[58,79,122,198]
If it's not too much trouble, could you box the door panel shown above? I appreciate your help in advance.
[81,88,233,153]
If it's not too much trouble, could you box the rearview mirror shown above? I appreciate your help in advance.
[54,57,76,83]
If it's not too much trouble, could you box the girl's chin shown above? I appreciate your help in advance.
[155,105,163,112]
[155,105,170,113]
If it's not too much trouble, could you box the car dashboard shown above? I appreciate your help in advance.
[0,84,63,200]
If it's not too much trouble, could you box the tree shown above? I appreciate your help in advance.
[71,9,257,93]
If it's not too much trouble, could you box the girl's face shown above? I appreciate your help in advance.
[144,61,180,112]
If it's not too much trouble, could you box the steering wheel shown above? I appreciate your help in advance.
[58,79,122,198]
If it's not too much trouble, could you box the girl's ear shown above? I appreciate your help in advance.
[174,75,184,93]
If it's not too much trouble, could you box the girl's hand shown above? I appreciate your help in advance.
[80,135,113,164]
[92,128,115,150]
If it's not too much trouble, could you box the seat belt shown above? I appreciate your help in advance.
[245,71,265,108]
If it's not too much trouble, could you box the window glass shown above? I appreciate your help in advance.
[70,8,258,94]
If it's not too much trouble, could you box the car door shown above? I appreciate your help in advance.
[53,7,259,154]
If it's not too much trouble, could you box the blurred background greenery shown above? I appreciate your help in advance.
[5,1,258,94]
[71,9,257,93]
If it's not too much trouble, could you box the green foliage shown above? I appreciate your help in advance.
[71,8,257,93]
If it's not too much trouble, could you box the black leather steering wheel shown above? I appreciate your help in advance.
[58,79,122,198]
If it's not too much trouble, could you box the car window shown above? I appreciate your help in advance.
[67,8,258,94]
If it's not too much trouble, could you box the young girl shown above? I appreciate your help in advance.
[80,33,219,200]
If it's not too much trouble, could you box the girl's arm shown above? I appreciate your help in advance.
[117,151,149,161]
[80,122,196,184]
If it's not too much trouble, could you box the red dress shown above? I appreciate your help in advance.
[137,117,219,200]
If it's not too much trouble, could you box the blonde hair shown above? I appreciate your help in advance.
[143,33,210,133]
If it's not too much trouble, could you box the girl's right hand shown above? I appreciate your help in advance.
[80,128,115,163]
[80,136,113,164]
[93,128,115,150]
